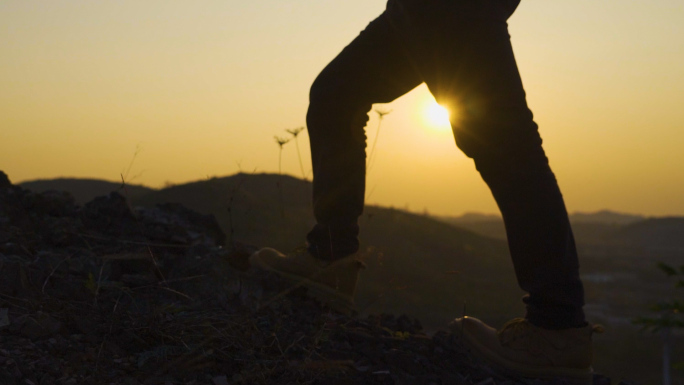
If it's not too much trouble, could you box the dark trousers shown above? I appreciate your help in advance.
[305,0,586,329]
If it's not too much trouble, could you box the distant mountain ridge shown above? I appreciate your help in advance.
[435,210,681,247]
[570,210,645,224]
[20,176,651,225]
[19,175,683,251]
[19,178,155,205]
[616,216,684,251]
[439,210,645,226]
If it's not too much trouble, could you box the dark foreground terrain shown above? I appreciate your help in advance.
[1,171,628,384]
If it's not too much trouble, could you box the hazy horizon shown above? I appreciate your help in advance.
[3,0,684,217]
[12,171,671,219]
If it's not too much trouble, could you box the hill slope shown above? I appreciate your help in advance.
[1,170,624,385]
[130,173,521,329]
[12,172,682,383]
[132,173,314,252]
[613,217,684,251]
[0,171,525,385]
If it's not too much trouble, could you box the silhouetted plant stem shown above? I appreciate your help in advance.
[287,127,306,180]
[366,108,392,173]
[118,172,167,290]
[365,108,392,201]
[226,176,245,247]
[275,136,290,218]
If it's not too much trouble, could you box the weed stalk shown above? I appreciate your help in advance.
[366,108,392,174]
[286,127,307,180]
[275,136,290,218]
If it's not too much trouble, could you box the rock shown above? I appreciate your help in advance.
[0,308,9,329]
[22,190,78,218]
[137,203,226,247]
[0,261,36,298]
[0,171,11,189]
[0,367,18,385]
[592,375,612,385]
[80,192,137,236]
[212,375,229,385]
[19,313,62,340]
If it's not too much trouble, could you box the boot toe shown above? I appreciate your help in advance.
[450,317,594,385]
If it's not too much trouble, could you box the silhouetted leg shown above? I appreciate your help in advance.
[306,12,422,260]
[387,0,586,328]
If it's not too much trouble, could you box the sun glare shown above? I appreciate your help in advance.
[424,102,451,131]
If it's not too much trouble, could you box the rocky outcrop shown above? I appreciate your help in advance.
[0,172,619,385]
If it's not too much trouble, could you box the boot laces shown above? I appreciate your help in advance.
[497,318,535,345]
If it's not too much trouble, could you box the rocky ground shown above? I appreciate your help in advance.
[0,171,627,385]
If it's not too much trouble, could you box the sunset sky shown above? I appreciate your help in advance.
[2,0,683,216]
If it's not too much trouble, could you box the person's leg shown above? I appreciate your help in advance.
[388,0,585,329]
[306,10,422,260]
[384,1,598,381]
[250,7,422,314]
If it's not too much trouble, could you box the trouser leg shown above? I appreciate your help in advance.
[388,0,586,328]
[305,11,422,260]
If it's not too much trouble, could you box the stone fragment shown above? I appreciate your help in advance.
[0,171,11,189]
[20,313,62,340]
[212,375,229,385]
[0,308,9,329]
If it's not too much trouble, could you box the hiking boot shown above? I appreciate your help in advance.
[249,247,364,314]
[450,317,604,385]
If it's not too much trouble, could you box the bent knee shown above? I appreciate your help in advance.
[453,122,549,181]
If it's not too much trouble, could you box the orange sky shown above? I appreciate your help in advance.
[2,1,684,216]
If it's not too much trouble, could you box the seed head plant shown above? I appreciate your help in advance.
[275,136,290,175]
[366,108,392,174]
[364,108,392,201]
[274,136,290,218]
[286,127,307,180]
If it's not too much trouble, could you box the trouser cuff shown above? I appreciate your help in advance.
[306,223,360,261]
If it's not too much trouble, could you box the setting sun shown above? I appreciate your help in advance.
[424,101,452,131]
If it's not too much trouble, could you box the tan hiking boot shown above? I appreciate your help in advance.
[450,317,604,385]
[249,247,364,314]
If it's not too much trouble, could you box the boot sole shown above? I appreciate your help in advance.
[451,324,593,385]
[250,252,356,315]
